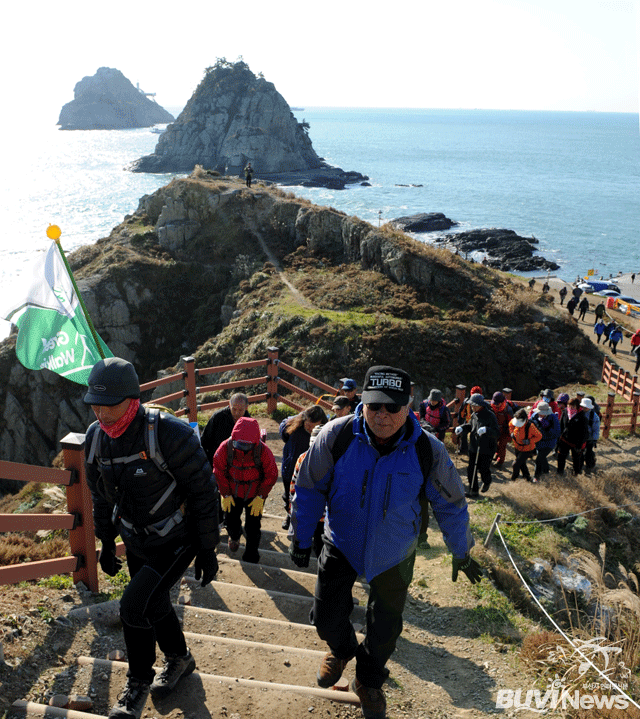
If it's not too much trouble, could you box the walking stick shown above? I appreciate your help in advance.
[471,444,481,493]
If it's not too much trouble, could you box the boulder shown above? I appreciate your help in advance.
[130,59,365,188]
[391,212,457,233]
[436,228,559,272]
[58,67,174,130]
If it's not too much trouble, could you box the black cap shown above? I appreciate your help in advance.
[332,396,351,410]
[361,365,411,405]
[83,358,140,406]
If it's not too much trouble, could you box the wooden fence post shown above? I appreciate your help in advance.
[602,392,616,440]
[631,391,640,435]
[60,432,98,592]
[182,356,198,423]
[267,347,279,415]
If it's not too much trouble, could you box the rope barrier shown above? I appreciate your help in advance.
[493,521,640,709]
[501,499,640,526]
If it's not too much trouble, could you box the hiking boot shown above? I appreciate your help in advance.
[351,678,387,719]
[282,516,291,530]
[317,651,353,688]
[241,549,260,564]
[108,678,150,719]
[481,480,491,493]
[464,491,479,500]
[150,650,196,700]
[228,538,240,553]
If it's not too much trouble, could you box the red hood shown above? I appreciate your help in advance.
[231,417,261,444]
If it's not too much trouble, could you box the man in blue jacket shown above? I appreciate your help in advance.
[289,365,481,719]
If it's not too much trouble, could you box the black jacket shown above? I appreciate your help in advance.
[201,406,250,465]
[461,402,499,455]
[86,406,219,557]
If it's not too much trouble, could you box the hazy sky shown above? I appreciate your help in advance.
[3,0,638,122]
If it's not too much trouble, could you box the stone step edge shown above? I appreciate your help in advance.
[183,629,326,656]
[76,656,360,705]
[10,700,105,719]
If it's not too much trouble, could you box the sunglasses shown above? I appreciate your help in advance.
[365,402,404,414]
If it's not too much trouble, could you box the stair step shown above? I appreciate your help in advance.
[10,702,105,719]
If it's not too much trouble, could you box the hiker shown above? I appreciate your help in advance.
[632,329,640,373]
[594,319,606,344]
[603,320,616,344]
[453,384,482,455]
[490,391,513,468]
[201,393,251,466]
[558,286,568,305]
[594,301,606,321]
[578,296,590,321]
[556,397,590,476]
[509,408,543,482]
[609,325,623,355]
[583,397,601,472]
[279,406,328,530]
[530,402,561,480]
[84,358,220,719]
[418,388,451,441]
[244,162,253,188]
[341,378,361,412]
[213,417,278,563]
[528,278,536,289]
[542,280,550,293]
[289,364,481,719]
[567,296,578,316]
[531,389,560,420]
[330,395,352,419]
[454,392,499,498]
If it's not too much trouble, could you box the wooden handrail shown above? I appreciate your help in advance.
[0,513,78,532]
[0,461,73,486]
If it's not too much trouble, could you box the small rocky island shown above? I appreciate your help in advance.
[130,59,367,189]
[58,67,174,130]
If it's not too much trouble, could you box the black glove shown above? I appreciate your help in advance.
[99,541,122,577]
[289,541,312,568]
[194,548,219,587]
[452,554,483,584]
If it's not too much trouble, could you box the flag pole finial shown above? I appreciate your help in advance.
[46,224,62,241]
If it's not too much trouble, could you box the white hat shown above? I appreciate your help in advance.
[536,402,552,416]
[580,397,594,410]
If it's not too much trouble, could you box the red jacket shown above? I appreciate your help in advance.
[213,417,278,500]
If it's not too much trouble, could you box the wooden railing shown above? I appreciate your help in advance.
[601,356,639,401]
[600,357,640,437]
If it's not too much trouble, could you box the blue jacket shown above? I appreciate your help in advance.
[531,412,561,450]
[292,408,473,582]
[586,410,601,442]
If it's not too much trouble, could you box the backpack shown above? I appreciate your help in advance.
[329,416,434,535]
[226,439,264,481]
[87,407,179,520]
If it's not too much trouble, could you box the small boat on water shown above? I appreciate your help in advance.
[150,126,166,134]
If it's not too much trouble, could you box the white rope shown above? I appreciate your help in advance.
[502,499,640,525]
[494,522,640,709]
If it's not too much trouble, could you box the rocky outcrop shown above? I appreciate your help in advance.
[0,173,599,470]
[58,67,174,130]
[436,228,559,272]
[130,60,365,188]
[391,212,458,233]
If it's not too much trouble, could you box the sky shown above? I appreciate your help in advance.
[1,0,638,126]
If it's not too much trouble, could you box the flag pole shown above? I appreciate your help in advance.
[46,225,106,360]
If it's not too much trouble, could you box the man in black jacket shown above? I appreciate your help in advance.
[85,358,220,719]
[455,393,499,498]
[201,393,250,466]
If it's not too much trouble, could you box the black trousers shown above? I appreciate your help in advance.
[585,440,597,469]
[534,446,553,476]
[225,496,262,561]
[512,449,535,480]
[120,537,197,682]
[557,445,584,475]
[467,452,492,493]
[312,540,415,689]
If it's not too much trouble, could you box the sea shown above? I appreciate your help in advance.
[1,107,639,339]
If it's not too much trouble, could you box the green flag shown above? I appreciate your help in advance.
[2,242,112,385]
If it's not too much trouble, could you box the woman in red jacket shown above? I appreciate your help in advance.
[213,417,278,563]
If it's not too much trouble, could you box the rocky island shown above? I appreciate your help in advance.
[58,67,174,130]
[130,59,367,189]
[0,171,600,467]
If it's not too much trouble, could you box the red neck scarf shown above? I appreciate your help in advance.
[96,399,140,438]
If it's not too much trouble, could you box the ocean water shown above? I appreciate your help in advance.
[1,108,639,339]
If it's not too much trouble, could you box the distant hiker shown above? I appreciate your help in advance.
[490,391,513,468]
[201,393,251,466]
[213,417,278,563]
[542,280,550,293]
[528,278,536,289]
[578,296,589,321]
[279,406,328,530]
[453,385,483,455]
[594,319,606,344]
[594,301,606,321]
[632,273,636,284]
[583,397,601,472]
[244,162,253,188]
[330,396,352,420]
[455,393,499,498]
[603,320,616,344]
[509,408,543,482]
[418,388,451,441]
[531,389,560,421]
[341,378,361,412]
[558,286,568,305]
[84,358,219,719]
[631,329,640,373]
[567,296,577,316]
[289,364,481,719]
[530,402,561,480]
[609,325,623,355]
[557,397,589,476]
